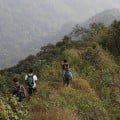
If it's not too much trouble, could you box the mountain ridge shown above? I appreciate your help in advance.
[81,8,120,27]
[0,20,120,120]
[0,8,120,69]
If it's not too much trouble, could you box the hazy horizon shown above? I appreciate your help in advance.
[1,0,120,29]
[0,0,120,69]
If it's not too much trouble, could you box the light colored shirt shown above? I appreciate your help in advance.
[25,73,38,88]
[69,72,73,79]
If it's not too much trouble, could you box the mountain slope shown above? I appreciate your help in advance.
[82,9,120,28]
[0,20,120,120]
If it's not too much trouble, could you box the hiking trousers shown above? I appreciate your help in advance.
[28,87,37,95]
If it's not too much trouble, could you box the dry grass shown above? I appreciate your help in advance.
[72,78,91,92]
[30,108,78,120]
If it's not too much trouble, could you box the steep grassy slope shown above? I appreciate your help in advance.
[27,48,110,120]
[1,45,119,120]
[0,21,120,120]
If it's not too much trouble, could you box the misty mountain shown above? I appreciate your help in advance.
[51,22,77,41]
[0,0,77,69]
[82,9,120,27]
[70,9,120,40]
[0,1,120,69]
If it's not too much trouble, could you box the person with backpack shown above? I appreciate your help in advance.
[25,69,38,96]
[61,60,69,73]
[61,59,70,78]
[13,78,27,102]
[63,67,73,87]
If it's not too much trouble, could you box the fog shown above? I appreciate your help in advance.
[0,0,120,68]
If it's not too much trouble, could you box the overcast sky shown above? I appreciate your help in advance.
[46,0,120,23]
[1,0,120,27]
[0,0,120,68]
[0,0,120,42]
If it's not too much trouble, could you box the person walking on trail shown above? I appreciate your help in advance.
[63,67,73,87]
[61,59,70,78]
[13,78,27,102]
[61,60,69,73]
[25,69,38,96]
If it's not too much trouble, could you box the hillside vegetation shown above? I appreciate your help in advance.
[0,21,120,120]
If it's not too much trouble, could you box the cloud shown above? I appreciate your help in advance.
[50,0,120,22]
[6,0,120,23]
[38,0,120,21]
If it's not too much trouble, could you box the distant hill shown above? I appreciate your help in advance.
[0,6,120,69]
[82,9,120,27]
[70,9,120,41]
[0,0,75,69]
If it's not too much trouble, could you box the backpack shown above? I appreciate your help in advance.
[14,85,27,101]
[26,75,34,88]
[64,71,72,80]
[19,86,26,98]
[19,85,28,98]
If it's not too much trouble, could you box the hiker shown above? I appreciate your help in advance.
[63,67,73,87]
[13,78,27,102]
[61,60,69,73]
[25,69,38,96]
[61,59,70,79]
